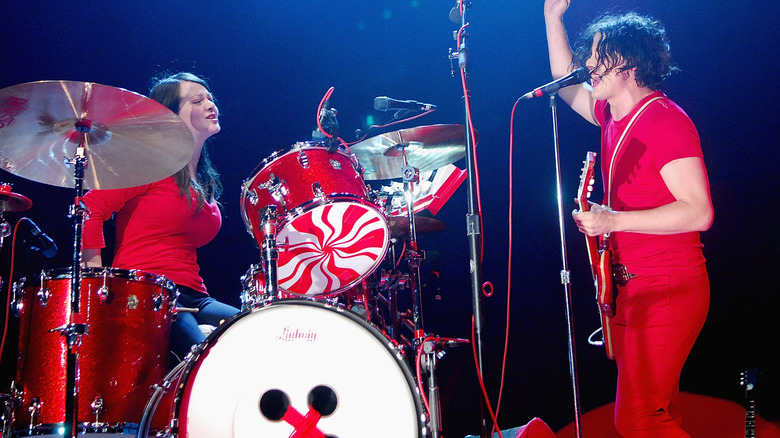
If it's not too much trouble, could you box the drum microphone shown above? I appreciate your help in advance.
[23,217,58,258]
[519,67,591,100]
[373,96,437,112]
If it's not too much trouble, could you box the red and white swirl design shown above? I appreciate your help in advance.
[277,202,389,296]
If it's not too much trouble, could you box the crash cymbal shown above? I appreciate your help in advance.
[388,215,446,238]
[0,183,32,212]
[351,124,478,180]
[0,81,194,190]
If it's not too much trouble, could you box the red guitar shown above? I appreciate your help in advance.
[576,151,616,359]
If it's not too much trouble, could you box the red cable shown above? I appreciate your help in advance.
[315,87,335,139]
[0,219,24,367]
[492,100,521,432]
[471,316,503,438]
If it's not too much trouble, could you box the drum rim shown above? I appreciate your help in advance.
[169,299,426,437]
[40,266,176,291]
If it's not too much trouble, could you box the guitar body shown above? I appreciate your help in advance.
[577,152,616,360]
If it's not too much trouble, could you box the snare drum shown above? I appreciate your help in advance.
[241,142,390,297]
[13,267,176,435]
[144,300,425,438]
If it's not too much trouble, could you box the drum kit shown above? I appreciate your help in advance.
[0,80,474,438]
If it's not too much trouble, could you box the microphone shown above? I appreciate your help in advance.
[519,67,591,100]
[373,96,437,112]
[24,218,58,258]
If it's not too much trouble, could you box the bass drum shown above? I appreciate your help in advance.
[150,300,425,438]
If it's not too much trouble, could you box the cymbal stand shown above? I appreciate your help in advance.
[260,206,281,300]
[400,163,425,342]
[548,94,582,437]
[56,119,92,438]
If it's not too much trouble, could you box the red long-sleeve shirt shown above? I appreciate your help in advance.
[82,176,221,292]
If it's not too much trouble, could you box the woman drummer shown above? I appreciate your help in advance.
[82,72,240,360]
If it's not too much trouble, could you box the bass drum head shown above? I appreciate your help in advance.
[176,300,424,438]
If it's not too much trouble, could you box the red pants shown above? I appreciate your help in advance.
[610,268,709,438]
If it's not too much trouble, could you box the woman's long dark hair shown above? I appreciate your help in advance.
[149,72,222,209]
[574,12,678,91]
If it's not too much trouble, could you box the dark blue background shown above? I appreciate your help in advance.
[1,1,778,435]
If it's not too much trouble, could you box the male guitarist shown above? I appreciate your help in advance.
[543,1,714,437]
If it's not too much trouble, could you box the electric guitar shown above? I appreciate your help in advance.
[576,151,616,359]
[741,368,758,438]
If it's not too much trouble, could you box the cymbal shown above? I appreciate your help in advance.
[388,215,446,238]
[0,81,194,190]
[351,124,478,180]
[0,183,32,212]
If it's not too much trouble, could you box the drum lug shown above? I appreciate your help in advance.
[97,268,110,304]
[36,286,50,308]
[36,271,50,307]
[28,396,42,431]
[152,293,164,312]
[97,284,110,304]
[312,182,325,201]
[245,187,259,206]
[10,276,25,317]
[90,394,104,424]
[297,149,310,169]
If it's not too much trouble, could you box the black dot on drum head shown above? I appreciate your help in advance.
[308,385,338,416]
[259,389,290,421]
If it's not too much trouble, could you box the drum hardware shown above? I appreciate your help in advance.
[260,205,281,301]
[35,272,50,307]
[10,278,26,317]
[27,397,41,433]
[89,395,104,424]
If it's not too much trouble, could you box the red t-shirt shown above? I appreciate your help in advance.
[594,92,706,275]
[82,176,221,292]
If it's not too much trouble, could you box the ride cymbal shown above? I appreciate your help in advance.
[351,124,477,180]
[0,80,194,189]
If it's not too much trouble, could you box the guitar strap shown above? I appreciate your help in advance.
[605,95,664,208]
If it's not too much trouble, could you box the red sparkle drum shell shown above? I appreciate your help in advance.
[162,300,425,438]
[13,267,176,433]
[241,142,390,297]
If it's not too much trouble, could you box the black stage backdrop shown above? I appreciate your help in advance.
[0,1,778,435]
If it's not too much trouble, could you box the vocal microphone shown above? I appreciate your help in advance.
[24,218,58,258]
[374,96,437,112]
[519,67,591,100]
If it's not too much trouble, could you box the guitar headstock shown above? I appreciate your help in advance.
[577,151,597,213]
[741,368,758,394]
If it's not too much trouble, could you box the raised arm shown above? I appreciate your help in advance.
[544,0,597,124]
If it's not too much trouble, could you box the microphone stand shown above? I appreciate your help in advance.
[548,94,582,438]
[450,3,489,437]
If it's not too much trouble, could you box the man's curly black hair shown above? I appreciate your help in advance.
[574,12,679,91]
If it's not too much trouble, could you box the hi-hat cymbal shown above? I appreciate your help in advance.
[388,215,446,238]
[0,81,194,190]
[0,183,32,212]
[351,124,478,180]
